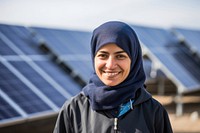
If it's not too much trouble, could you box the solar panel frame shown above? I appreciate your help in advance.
[0,35,18,55]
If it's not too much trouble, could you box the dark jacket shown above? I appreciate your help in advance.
[53,88,173,133]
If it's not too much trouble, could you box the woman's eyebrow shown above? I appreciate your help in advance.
[98,50,125,54]
[98,51,109,54]
[115,51,126,54]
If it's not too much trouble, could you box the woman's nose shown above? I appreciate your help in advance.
[105,57,117,69]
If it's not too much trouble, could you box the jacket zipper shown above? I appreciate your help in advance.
[114,118,118,133]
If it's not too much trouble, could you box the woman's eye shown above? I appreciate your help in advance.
[97,54,108,59]
[116,55,126,59]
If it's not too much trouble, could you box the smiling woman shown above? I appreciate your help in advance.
[94,43,131,86]
[53,21,173,133]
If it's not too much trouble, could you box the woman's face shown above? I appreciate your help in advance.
[94,43,131,86]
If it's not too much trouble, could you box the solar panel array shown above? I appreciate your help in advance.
[0,24,81,125]
[30,27,93,83]
[131,25,200,94]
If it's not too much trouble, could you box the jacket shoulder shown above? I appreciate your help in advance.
[62,92,89,110]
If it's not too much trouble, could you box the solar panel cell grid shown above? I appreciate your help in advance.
[0,62,52,114]
[65,60,93,82]
[9,61,67,107]
[35,60,81,96]
[174,46,200,82]
[0,96,21,120]
[31,28,72,55]
[156,53,198,89]
[32,27,91,55]
[0,24,44,55]
[0,37,17,55]
[132,25,178,48]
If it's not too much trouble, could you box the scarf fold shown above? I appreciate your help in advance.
[83,21,146,110]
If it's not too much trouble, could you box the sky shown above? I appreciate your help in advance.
[0,0,200,31]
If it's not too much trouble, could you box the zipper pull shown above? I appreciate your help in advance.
[114,118,118,132]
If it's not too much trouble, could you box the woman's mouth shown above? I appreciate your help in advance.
[102,71,121,78]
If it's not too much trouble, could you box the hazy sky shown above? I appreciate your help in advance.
[0,0,200,31]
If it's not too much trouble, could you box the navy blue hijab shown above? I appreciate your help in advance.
[83,21,146,110]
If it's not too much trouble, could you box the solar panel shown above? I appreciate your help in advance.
[9,60,67,107]
[31,27,91,55]
[35,60,81,96]
[0,24,82,124]
[131,25,200,93]
[0,24,44,55]
[0,62,52,114]
[0,36,17,55]
[0,94,21,120]
[131,25,178,50]
[64,60,93,82]
[31,27,93,83]
[172,28,200,57]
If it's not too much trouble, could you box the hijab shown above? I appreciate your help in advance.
[83,21,146,110]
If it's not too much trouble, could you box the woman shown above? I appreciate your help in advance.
[54,21,173,133]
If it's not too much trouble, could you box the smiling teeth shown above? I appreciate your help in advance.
[104,72,118,77]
